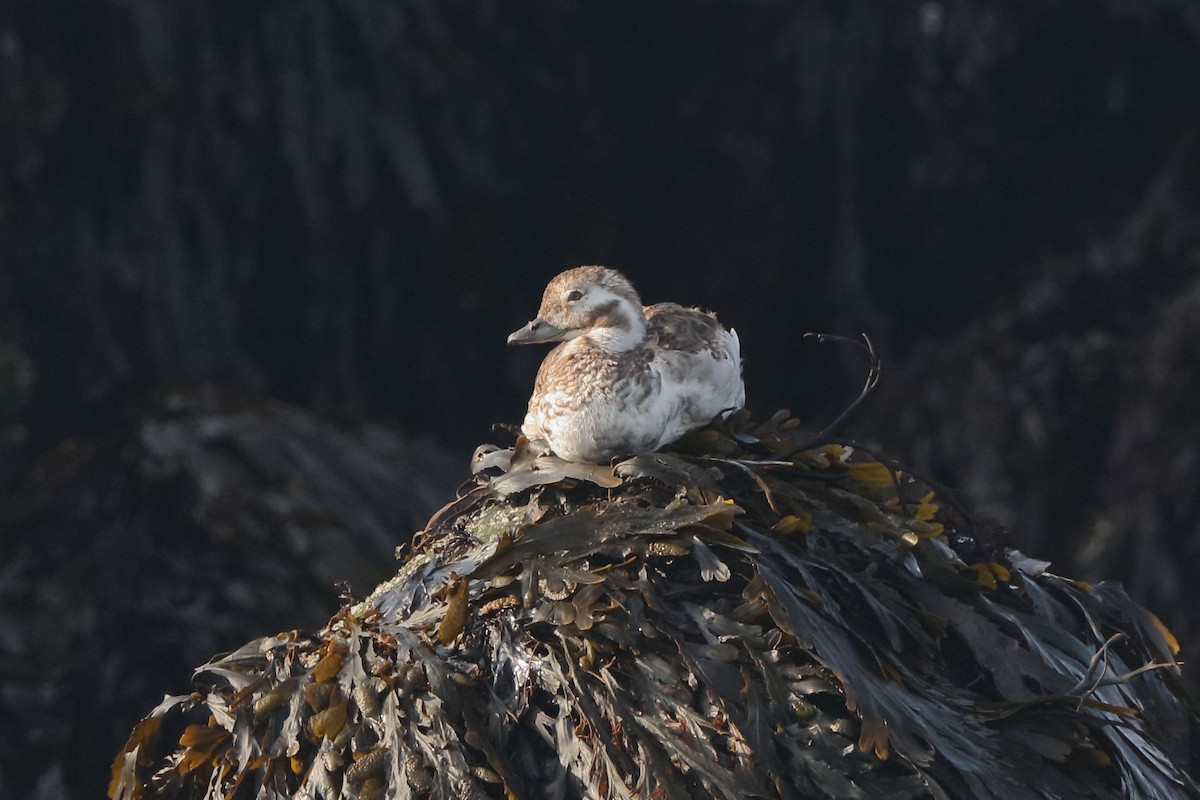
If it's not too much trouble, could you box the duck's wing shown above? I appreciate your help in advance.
[645,303,735,358]
[644,303,745,432]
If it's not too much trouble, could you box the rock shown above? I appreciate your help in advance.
[111,411,1199,800]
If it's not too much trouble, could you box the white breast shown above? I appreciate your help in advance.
[528,388,667,464]
[520,305,745,463]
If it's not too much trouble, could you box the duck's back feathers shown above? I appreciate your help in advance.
[645,303,734,358]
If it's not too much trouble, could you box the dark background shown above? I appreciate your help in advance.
[2,2,1200,798]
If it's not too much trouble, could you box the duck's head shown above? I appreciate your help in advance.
[508,266,646,352]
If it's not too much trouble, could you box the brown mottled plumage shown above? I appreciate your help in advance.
[508,266,745,463]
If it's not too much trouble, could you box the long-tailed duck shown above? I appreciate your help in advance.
[508,265,745,463]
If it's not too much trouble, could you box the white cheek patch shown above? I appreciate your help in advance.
[578,286,624,315]
[549,286,646,354]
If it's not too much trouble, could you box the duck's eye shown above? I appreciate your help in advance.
[565,289,583,303]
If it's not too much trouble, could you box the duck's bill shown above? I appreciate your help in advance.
[507,318,564,344]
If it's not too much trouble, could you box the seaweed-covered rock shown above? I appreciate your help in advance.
[858,166,1200,702]
[110,412,1198,800]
